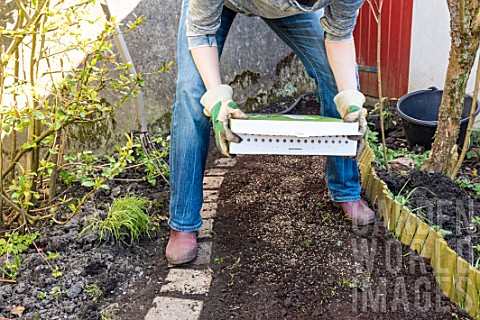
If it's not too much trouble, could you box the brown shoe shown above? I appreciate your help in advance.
[333,200,375,226]
[166,229,198,265]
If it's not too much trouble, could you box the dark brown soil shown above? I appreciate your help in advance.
[200,154,471,319]
[376,167,480,265]
[364,98,480,266]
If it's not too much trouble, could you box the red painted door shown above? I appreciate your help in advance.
[353,0,414,99]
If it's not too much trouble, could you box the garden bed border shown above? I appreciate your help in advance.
[358,146,480,318]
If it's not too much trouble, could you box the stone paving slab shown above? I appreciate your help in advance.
[193,241,212,265]
[213,158,237,167]
[145,297,203,320]
[146,157,230,319]
[204,168,229,176]
[200,202,217,219]
[203,176,224,189]
[198,219,214,239]
[203,190,219,203]
[160,269,213,295]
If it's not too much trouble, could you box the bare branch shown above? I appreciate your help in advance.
[5,0,49,61]
[14,0,31,21]
[0,191,37,224]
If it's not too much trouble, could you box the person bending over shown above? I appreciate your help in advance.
[166,0,374,265]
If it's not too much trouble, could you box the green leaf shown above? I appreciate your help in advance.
[31,110,45,120]
[68,203,77,212]
[46,251,59,261]
[81,181,95,187]
[52,266,62,278]
[22,141,37,150]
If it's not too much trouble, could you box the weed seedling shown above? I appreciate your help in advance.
[100,304,120,320]
[46,251,59,261]
[339,277,370,291]
[367,127,430,169]
[319,289,336,305]
[303,239,312,248]
[456,178,480,198]
[36,291,47,300]
[394,182,436,217]
[1,255,21,279]
[50,286,66,301]
[0,231,41,279]
[469,216,480,233]
[227,257,241,270]
[214,257,224,264]
[134,135,170,186]
[52,266,63,278]
[84,284,103,302]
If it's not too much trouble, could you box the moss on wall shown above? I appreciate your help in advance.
[231,53,316,112]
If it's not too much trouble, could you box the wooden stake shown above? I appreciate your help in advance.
[451,54,480,179]
[376,1,389,171]
[366,0,388,170]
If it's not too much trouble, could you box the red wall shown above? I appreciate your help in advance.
[353,0,414,99]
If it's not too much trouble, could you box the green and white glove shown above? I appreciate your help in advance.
[334,90,367,160]
[201,85,248,157]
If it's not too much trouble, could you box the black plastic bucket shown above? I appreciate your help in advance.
[396,87,480,150]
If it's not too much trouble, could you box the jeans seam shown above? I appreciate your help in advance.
[169,103,178,216]
[330,195,361,202]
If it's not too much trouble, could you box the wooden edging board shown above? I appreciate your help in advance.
[358,145,480,319]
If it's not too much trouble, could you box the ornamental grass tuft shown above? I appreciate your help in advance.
[81,195,153,244]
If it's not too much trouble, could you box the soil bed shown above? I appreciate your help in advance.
[366,99,480,265]
[376,167,480,264]
[200,154,470,319]
[0,166,171,320]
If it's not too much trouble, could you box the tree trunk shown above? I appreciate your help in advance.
[422,0,480,174]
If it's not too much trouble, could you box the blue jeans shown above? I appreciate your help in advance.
[169,0,361,232]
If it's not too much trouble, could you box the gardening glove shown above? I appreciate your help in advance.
[201,85,248,157]
[334,90,367,160]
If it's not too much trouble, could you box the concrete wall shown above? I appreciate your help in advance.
[409,0,479,93]
[0,1,16,48]
[110,0,314,136]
